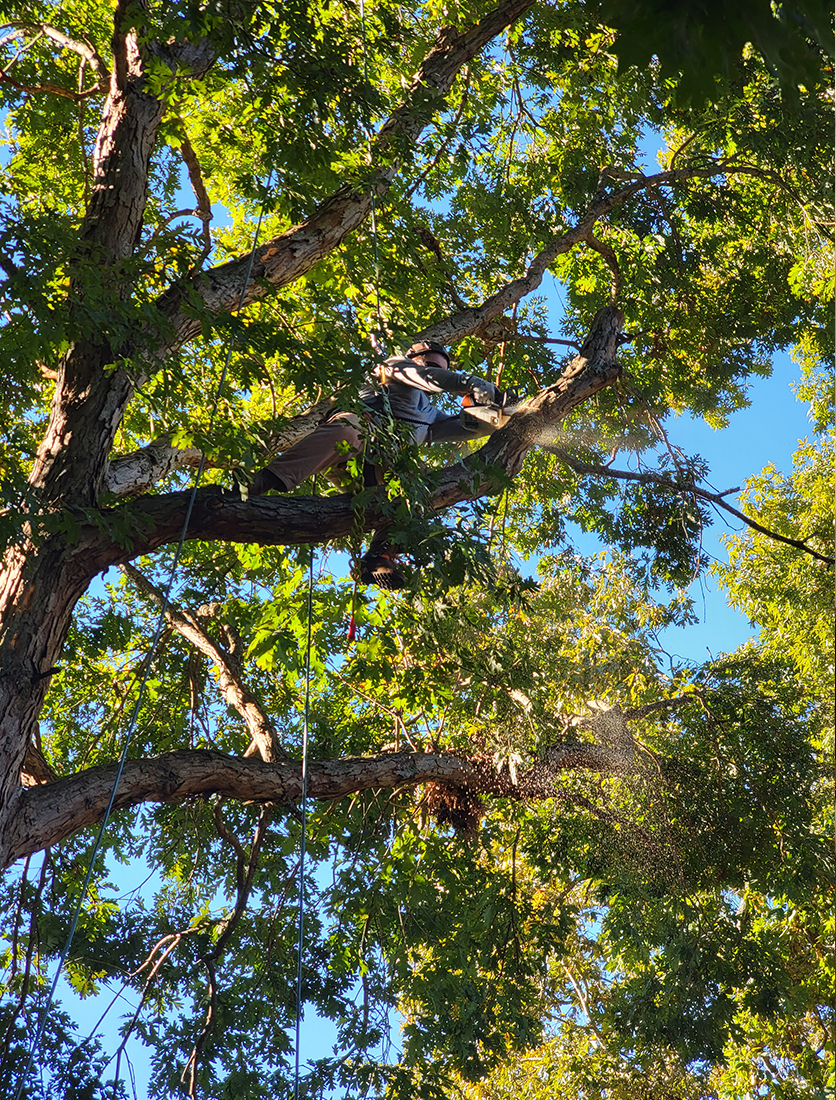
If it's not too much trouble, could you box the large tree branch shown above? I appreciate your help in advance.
[4,741,636,867]
[75,308,624,576]
[1,304,618,828]
[151,0,536,356]
[104,398,338,497]
[105,435,204,497]
[105,250,625,501]
[122,564,290,762]
[552,451,835,565]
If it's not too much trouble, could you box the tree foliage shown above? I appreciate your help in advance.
[0,0,832,1097]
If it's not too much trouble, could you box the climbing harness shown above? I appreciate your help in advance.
[14,170,276,1100]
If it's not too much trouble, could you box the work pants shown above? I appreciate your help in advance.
[262,412,364,492]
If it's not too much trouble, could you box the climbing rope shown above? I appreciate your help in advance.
[14,171,276,1100]
[359,0,383,340]
[292,536,316,1099]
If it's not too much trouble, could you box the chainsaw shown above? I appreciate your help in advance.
[460,388,526,432]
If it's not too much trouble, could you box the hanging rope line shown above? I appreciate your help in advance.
[292,535,316,1100]
[292,9,384,1087]
[359,0,383,338]
[14,170,275,1100]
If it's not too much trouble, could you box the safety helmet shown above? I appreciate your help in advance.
[406,340,450,366]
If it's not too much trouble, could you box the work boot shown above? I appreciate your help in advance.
[362,461,385,488]
[355,549,409,590]
[248,468,289,495]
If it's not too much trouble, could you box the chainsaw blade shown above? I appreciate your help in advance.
[461,401,525,430]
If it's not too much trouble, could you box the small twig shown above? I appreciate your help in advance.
[77,59,91,205]
[669,129,701,167]
[623,694,701,720]
[210,802,273,959]
[101,933,187,1086]
[562,962,608,1047]
[182,802,273,1091]
[416,225,469,311]
[551,449,835,565]
[511,63,542,131]
[7,857,30,985]
[499,334,582,350]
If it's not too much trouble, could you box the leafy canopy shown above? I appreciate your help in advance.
[0,0,833,1097]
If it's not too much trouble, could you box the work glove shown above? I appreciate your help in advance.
[465,375,502,406]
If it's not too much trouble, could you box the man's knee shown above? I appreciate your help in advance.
[325,412,363,453]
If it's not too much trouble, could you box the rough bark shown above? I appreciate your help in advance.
[0,538,97,856]
[0,10,170,847]
[3,741,639,868]
[105,436,205,499]
[31,20,167,507]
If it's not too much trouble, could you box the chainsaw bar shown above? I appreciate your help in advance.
[460,400,525,431]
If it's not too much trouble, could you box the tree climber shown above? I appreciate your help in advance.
[248,341,507,589]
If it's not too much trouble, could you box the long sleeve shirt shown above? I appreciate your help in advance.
[358,356,479,443]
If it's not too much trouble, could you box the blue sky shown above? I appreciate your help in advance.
[652,352,812,663]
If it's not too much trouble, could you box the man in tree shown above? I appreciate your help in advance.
[0,0,831,1094]
[249,340,507,587]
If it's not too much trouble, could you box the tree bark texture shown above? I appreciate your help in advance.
[4,740,643,868]
[29,23,165,508]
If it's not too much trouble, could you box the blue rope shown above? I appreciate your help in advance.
[292,539,315,1099]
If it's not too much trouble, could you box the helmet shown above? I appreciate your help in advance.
[406,340,450,366]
